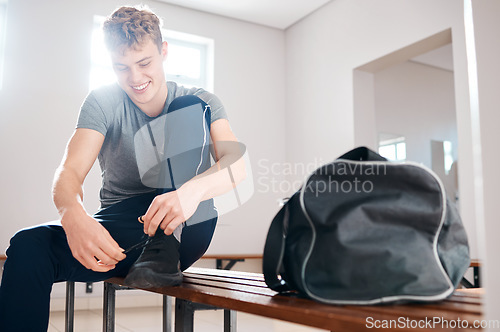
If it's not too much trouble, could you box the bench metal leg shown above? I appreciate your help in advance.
[163,295,172,332]
[86,282,93,293]
[224,309,237,332]
[216,258,244,270]
[473,266,481,288]
[461,265,482,288]
[103,282,116,332]
[101,283,229,332]
[174,298,235,332]
[65,281,75,332]
[461,277,474,288]
[175,298,194,332]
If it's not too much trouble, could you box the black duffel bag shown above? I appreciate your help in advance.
[263,147,470,304]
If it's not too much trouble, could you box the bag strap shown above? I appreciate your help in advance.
[338,146,386,162]
[263,203,293,293]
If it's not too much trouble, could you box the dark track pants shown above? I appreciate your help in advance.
[0,193,217,332]
[0,96,217,332]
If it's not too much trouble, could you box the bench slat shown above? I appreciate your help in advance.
[201,255,262,260]
[184,267,265,281]
[183,271,269,289]
[184,270,483,314]
[354,302,482,320]
[105,267,483,332]
[443,296,483,305]
[182,275,277,297]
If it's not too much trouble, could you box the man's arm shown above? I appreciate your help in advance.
[52,128,126,271]
[142,119,246,236]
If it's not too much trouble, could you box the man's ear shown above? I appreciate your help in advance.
[161,41,168,60]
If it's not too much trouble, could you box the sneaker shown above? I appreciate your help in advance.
[124,230,183,288]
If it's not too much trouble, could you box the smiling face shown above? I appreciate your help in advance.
[111,40,168,117]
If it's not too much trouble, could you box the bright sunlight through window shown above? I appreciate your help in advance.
[379,136,407,162]
[89,16,214,92]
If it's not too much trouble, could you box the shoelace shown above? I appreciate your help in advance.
[123,237,152,254]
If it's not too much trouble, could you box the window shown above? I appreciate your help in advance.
[164,31,213,91]
[378,134,406,161]
[89,16,214,92]
[443,140,454,174]
[0,0,8,90]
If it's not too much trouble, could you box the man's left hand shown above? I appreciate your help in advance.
[141,185,202,236]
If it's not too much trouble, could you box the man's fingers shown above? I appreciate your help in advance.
[91,261,115,272]
[163,216,184,236]
[76,232,124,270]
[80,253,114,272]
[159,213,176,231]
[90,247,117,266]
[96,255,118,266]
[142,202,158,235]
[99,232,126,261]
[147,204,170,236]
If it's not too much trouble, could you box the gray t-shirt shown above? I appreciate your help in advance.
[76,81,228,208]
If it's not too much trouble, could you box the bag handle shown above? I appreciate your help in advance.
[337,146,386,162]
[263,203,293,293]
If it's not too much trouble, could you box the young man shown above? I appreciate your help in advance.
[0,6,245,331]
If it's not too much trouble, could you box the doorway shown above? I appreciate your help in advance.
[353,29,458,203]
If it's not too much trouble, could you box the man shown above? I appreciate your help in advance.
[0,6,245,331]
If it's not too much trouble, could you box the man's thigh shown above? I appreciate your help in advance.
[46,194,155,282]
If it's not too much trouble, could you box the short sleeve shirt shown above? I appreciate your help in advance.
[76,81,228,208]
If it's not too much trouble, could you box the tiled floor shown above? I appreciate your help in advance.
[48,306,326,332]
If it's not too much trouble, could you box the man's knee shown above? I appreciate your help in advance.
[6,226,56,266]
[168,95,209,116]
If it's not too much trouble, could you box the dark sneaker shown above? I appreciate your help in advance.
[124,230,183,288]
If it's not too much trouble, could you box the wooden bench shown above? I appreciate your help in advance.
[103,267,483,332]
[1,253,484,331]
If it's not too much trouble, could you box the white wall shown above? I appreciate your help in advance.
[374,61,458,169]
[0,0,286,256]
[468,0,500,324]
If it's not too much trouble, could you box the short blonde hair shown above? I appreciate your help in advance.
[103,6,163,53]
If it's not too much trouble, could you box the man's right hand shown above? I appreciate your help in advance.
[61,208,126,272]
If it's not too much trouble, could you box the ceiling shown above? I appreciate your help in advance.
[155,0,453,70]
[411,44,454,72]
[155,0,333,30]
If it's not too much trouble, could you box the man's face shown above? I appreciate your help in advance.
[111,39,168,109]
